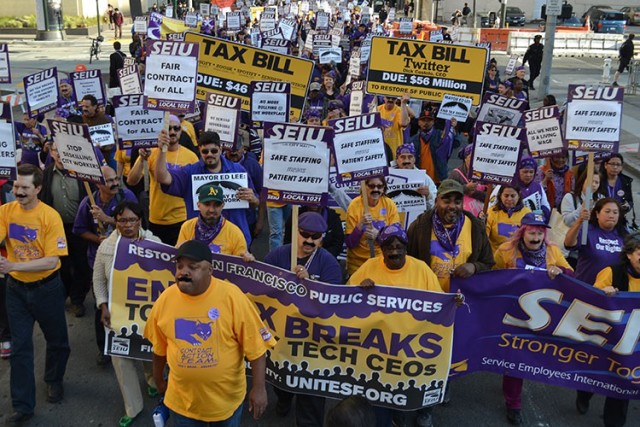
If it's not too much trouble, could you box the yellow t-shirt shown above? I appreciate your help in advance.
[141,146,199,225]
[378,104,405,157]
[144,278,275,422]
[348,255,443,292]
[115,146,132,178]
[493,243,572,271]
[0,201,68,282]
[594,266,640,292]
[486,208,532,254]
[429,217,473,292]
[181,120,198,147]
[346,196,400,276]
[177,218,248,256]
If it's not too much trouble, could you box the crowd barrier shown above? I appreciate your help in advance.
[507,31,640,58]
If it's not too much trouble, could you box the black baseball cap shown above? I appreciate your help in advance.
[173,240,212,263]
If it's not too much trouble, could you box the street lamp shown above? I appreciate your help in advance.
[35,0,65,41]
[96,0,102,37]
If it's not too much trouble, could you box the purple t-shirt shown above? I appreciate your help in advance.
[572,224,624,284]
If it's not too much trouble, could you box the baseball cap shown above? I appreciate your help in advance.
[521,212,550,228]
[310,82,322,91]
[173,240,213,263]
[437,179,464,197]
[377,223,408,246]
[197,183,224,204]
[298,212,328,233]
[419,109,435,120]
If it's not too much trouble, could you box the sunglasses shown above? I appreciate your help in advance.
[168,125,181,132]
[300,231,322,240]
[367,183,384,190]
[200,148,220,155]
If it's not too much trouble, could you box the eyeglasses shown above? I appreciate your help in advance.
[300,230,322,240]
[168,125,181,132]
[367,183,384,190]
[116,217,140,224]
[200,148,220,155]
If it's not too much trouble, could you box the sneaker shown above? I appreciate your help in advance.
[96,353,111,367]
[119,415,135,427]
[506,408,522,425]
[69,303,86,318]
[612,81,619,87]
[147,386,158,397]
[46,383,64,403]
[6,411,33,426]
[1,341,11,359]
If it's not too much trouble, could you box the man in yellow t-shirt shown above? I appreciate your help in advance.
[377,94,410,158]
[349,223,442,292]
[144,240,275,424]
[127,114,199,245]
[407,179,494,293]
[0,164,70,423]
[177,183,253,261]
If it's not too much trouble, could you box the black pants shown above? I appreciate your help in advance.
[274,387,325,427]
[149,221,183,246]
[529,62,541,86]
[0,275,10,341]
[61,224,92,305]
[577,390,629,427]
[95,305,105,352]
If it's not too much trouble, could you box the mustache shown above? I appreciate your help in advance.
[387,254,403,260]
[109,184,119,190]
[370,191,381,196]
[177,276,192,282]
[303,242,316,249]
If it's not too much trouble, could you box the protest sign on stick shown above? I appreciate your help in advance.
[203,92,241,150]
[470,122,525,185]
[524,106,565,158]
[0,44,11,84]
[117,64,143,95]
[71,69,106,105]
[48,119,104,185]
[190,173,249,212]
[250,81,290,124]
[0,102,15,180]
[113,95,165,149]
[24,67,59,117]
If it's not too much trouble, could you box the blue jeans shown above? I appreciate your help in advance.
[6,274,70,414]
[267,204,291,252]
[170,404,243,427]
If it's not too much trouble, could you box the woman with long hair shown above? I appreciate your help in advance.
[597,153,636,229]
[494,212,572,425]
[486,185,531,253]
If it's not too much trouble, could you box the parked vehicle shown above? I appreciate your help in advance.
[620,6,640,25]
[505,6,526,26]
[581,5,611,25]
[477,12,492,28]
[561,16,583,27]
[588,9,627,34]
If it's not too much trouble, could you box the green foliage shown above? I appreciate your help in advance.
[0,14,98,29]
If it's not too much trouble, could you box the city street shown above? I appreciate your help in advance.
[0,31,639,426]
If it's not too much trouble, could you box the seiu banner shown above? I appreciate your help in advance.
[108,238,457,410]
[451,269,640,400]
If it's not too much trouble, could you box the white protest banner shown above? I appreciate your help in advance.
[89,123,116,147]
[476,93,527,126]
[505,55,519,76]
[144,40,199,113]
[167,32,185,41]
[0,44,10,84]
[124,57,136,67]
[349,80,365,116]
[313,34,333,57]
[48,119,104,184]
[304,29,314,53]
[250,81,290,123]
[165,6,173,18]
[227,12,242,30]
[437,94,472,122]
[262,38,290,54]
[360,35,372,63]
[262,28,284,40]
[430,30,443,42]
[388,7,396,21]
[316,11,330,30]
[399,17,413,34]
[318,47,342,64]
[524,106,565,158]
[117,64,143,95]
[565,85,623,152]
[190,173,249,211]
[71,69,106,105]
[386,168,428,213]
[203,92,241,150]
[260,11,277,31]
[185,12,198,27]
[200,3,210,15]
[113,95,165,149]
[0,103,15,180]
[23,67,58,117]
[262,122,332,205]
[251,27,261,46]
[134,16,148,33]
[348,48,361,77]
[470,122,526,185]
[278,18,297,41]
[329,113,387,183]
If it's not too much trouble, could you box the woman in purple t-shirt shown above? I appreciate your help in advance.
[564,198,627,285]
